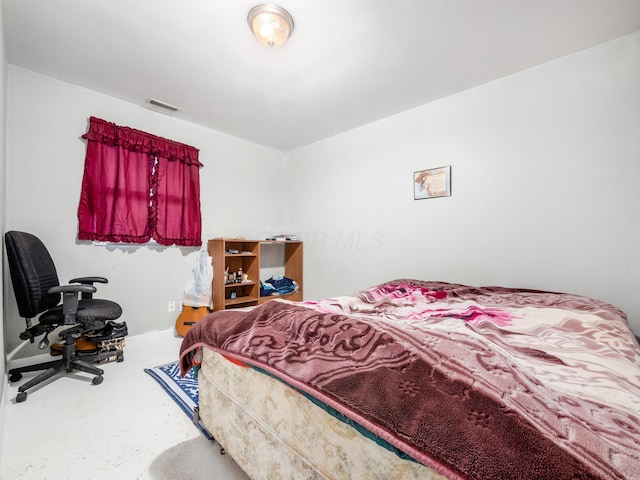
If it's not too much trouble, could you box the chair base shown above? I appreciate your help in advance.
[8,344,123,403]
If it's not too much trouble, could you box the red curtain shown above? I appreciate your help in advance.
[78,117,202,246]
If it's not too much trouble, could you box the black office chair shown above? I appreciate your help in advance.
[5,231,124,402]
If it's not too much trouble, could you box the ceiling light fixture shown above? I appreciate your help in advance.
[247,4,294,47]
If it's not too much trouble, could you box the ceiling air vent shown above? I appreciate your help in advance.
[145,97,180,113]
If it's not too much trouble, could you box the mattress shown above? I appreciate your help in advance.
[198,348,445,479]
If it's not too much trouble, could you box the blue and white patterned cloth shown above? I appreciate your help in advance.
[144,361,213,440]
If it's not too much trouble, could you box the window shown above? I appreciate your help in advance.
[78,117,202,246]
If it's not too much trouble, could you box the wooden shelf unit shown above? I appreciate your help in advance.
[208,238,303,311]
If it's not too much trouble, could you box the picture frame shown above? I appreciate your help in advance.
[414,165,451,200]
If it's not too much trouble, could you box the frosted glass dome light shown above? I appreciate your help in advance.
[248,4,294,47]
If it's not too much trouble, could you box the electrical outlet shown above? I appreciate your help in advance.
[168,301,176,313]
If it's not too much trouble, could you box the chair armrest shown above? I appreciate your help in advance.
[69,276,108,299]
[69,276,108,285]
[50,285,97,295]
[49,284,97,324]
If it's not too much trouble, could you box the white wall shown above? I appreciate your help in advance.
[4,66,286,358]
[286,32,640,334]
[0,3,8,396]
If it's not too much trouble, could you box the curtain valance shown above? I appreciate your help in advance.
[82,116,202,166]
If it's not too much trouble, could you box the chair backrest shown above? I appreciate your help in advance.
[5,231,61,319]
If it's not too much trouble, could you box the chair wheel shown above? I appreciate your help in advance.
[9,372,23,382]
[16,392,27,403]
[92,375,103,385]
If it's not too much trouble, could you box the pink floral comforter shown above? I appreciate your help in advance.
[180,280,640,479]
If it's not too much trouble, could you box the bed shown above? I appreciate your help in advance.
[179,279,640,479]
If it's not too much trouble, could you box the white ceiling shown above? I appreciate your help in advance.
[3,0,640,152]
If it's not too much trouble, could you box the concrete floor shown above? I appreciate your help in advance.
[0,328,250,480]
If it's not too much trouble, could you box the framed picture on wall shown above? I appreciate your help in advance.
[414,165,451,200]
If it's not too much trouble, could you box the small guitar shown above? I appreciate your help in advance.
[175,306,212,337]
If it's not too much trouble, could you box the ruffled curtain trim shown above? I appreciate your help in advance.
[82,116,202,167]
[78,232,152,244]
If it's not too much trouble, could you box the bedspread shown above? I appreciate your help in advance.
[180,279,640,480]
